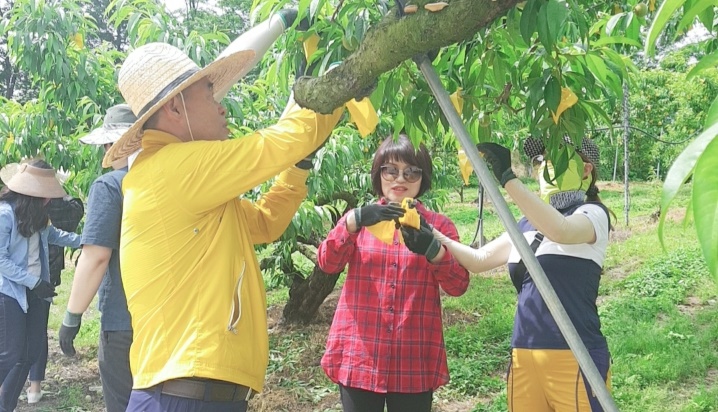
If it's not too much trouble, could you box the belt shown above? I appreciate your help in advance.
[158,378,255,402]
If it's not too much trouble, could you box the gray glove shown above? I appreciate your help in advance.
[277,8,298,28]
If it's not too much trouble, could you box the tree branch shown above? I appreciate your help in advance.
[296,243,317,265]
[293,0,522,113]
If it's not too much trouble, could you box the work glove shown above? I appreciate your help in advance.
[59,311,82,356]
[401,216,442,260]
[354,203,405,228]
[277,8,299,28]
[296,144,322,169]
[31,280,57,299]
[476,142,517,187]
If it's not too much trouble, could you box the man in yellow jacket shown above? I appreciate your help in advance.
[102,11,344,412]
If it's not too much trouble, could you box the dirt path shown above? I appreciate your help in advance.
[15,335,105,412]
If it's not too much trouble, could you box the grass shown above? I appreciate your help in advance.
[42,180,718,411]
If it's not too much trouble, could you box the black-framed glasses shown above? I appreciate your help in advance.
[380,165,423,183]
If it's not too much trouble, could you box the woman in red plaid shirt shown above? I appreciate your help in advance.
[317,134,470,412]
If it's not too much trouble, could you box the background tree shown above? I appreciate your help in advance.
[247,0,651,322]
[2,0,715,321]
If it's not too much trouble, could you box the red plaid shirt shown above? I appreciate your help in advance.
[318,199,469,393]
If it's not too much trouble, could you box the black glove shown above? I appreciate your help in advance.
[31,280,57,299]
[59,311,82,356]
[354,203,405,228]
[277,8,298,28]
[476,142,517,187]
[400,216,442,260]
[296,140,326,169]
[295,156,314,170]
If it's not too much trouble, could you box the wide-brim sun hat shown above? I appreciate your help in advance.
[0,163,67,198]
[523,136,600,169]
[79,104,138,145]
[102,43,256,167]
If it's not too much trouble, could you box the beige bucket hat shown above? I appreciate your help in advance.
[79,104,138,145]
[0,163,67,198]
[102,42,256,167]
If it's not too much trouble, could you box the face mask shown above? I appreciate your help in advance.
[538,159,590,206]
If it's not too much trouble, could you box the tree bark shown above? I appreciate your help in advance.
[281,191,357,324]
[293,0,523,113]
[282,267,340,324]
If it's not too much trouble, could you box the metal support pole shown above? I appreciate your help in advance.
[413,54,619,412]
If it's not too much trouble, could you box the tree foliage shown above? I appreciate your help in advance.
[3,0,717,312]
[648,0,718,279]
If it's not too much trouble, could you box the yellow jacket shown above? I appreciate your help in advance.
[121,102,342,392]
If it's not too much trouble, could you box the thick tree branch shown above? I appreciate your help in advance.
[293,0,522,113]
[296,243,317,265]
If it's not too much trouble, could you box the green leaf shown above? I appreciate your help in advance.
[585,53,609,86]
[593,36,642,48]
[687,48,718,79]
[692,135,718,279]
[605,13,625,35]
[537,2,554,51]
[660,121,718,247]
[705,95,718,128]
[394,111,405,138]
[520,0,539,45]
[645,0,687,57]
[698,6,715,32]
[676,0,718,33]
[546,0,568,40]
[545,76,561,112]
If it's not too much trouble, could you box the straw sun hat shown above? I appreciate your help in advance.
[102,43,257,167]
[0,163,67,199]
[79,104,137,145]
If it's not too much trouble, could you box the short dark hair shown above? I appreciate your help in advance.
[370,134,432,198]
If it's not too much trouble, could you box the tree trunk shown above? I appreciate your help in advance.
[622,81,630,226]
[282,191,357,324]
[282,267,340,324]
[293,0,522,113]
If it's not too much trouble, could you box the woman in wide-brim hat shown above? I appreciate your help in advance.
[429,137,616,412]
[0,159,81,411]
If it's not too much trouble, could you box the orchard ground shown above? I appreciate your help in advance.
[15,180,718,412]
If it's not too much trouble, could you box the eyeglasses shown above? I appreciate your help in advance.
[380,165,423,183]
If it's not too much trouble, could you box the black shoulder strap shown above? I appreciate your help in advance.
[510,232,544,293]
[509,201,609,293]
